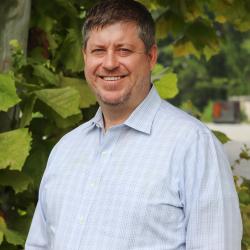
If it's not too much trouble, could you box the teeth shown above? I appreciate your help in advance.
[102,76,122,81]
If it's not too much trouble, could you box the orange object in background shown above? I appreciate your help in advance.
[213,102,222,118]
[212,101,240,123]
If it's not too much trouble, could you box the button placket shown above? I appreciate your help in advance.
[76,127,122,250]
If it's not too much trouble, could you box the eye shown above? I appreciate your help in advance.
[91,48,106,56]
[117,48,133,56]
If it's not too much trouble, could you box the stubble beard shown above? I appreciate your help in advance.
[88,74,151,107]
[97,88,132,106]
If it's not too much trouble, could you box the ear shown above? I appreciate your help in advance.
[82,48,86,62]
[148,44,158,70]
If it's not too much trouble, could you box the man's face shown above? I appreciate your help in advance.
[83,22,157,107]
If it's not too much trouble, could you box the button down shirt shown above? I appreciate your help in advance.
[26,85,242,250]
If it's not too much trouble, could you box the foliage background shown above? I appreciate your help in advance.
[0,0,250,249]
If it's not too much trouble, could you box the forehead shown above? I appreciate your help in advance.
[86,22,144,48]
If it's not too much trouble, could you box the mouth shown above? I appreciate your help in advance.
[98,75,127,81]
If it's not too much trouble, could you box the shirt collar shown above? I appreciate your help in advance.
[124,85,161,134]
[91,107,104,128]
[91,85,162,134]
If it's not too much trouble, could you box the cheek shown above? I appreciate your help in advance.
[84,57,99,73]
[84,63,96,80]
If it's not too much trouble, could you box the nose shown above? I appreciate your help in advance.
[102,50,119,71]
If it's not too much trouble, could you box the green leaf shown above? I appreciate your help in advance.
[173,37,200,58]
[184,2,202,21]
[47,109,83,129]
[4,229,25,246]
[0,169,33,193]
[201,101,213,122]
[35,99,83,129]
[154,72,179,99]
[156,10,185,39]
[33,64,59,86]
[61,76,96,108]
[240,151,250,160]
[57,29,83,72]
[55,0,78,16]
[180,100,201,118]
[186,20,220,59]
[212,130,231,144]
[0,231,3,245]
[152,63,165,76]
[0,73,21,111]
[0,217,25,246]
[20,95,37,128]
[23,140,54,189]
[0,128,32,171]
[35,87,81,118]
[209,0,250,32]
[0,218,6,244]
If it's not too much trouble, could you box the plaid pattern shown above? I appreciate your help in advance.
[26,86,242,250]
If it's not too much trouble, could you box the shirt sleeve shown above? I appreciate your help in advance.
[25,198,49,250]
[25,144,59,250]
[182,129,242,250]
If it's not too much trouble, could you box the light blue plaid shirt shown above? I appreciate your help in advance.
[26,85,242,250]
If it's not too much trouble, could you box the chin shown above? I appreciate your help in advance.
[99,93,130,106]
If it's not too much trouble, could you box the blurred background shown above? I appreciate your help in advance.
[0,0,250,249]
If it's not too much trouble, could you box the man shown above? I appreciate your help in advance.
[25,0,242,249]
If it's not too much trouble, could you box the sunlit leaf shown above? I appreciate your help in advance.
[154,72,178,99]
[56,29,83,72]
[0,169,33,193]
[20,95,37,128]
[0,73,20,111]
[33,64,59,86]
[0,217,25,246]
[36,101,83,129]
[173,37,200,58]
[152,63,165,76]
[235,20,250,32]
[0,218,6,245]
[0,231,3,245]
[215,15,227,23]
[241,39,250,54]
[156,15,171,40]
[0,128,32,171]
[60,76,96,108]
[35,87,81,118]
[184,2,202,21]
[203,45,220,61]
[212,130,231,144]
[209,0,250,32]
[240,151,250,160]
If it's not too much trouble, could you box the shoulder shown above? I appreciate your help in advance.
[45,118,95,169]
[56,116,97,148]
[155,100,213,142]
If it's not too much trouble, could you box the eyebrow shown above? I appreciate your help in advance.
[89,43,135,48]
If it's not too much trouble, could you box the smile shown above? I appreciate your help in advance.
[99,75,127,81]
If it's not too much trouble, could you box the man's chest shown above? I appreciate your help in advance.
[44,130,185,249]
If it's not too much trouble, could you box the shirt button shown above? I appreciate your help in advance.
[79,216,84,224]
[101,151,109,156]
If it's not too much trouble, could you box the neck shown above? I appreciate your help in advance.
[101,103,137,131]
[100,86,151,131]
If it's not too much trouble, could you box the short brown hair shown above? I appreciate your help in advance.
[82,0,155,53]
